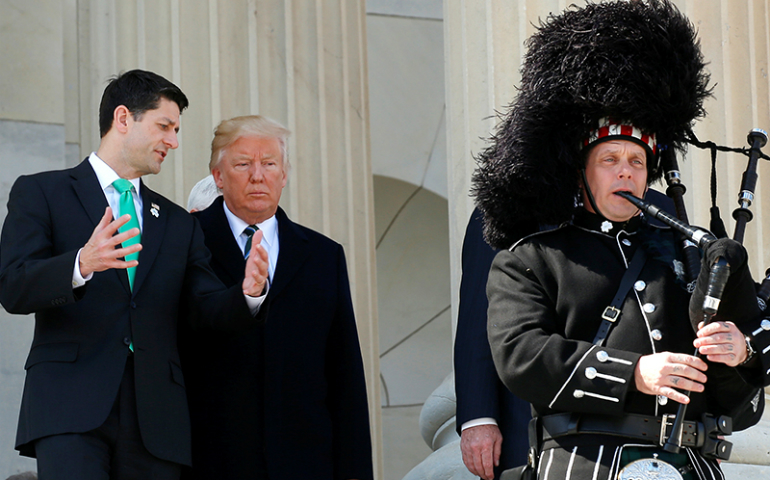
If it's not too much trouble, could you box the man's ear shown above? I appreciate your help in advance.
[212,167,224,189]
[113,105,131,134]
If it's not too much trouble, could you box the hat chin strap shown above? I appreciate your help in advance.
[580,168,609,222]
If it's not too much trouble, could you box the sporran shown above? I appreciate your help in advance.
[617,455,683,480]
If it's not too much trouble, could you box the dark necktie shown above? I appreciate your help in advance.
[243,224,259,258]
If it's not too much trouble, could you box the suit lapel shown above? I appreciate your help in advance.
[197,197,245,286]
[71,159,110,230]
[269,208,311,299]
[71,159,131,293]
[132,183,165,295]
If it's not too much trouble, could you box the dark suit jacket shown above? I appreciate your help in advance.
[0,160,255,466]
[180,197,373,480]
[453,208,532,479]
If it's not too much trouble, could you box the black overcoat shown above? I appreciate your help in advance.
[180,197,373,480]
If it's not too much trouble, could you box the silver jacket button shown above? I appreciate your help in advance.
[762,319,770,331]
[634,280,646,291]
[596,351,609,362]
[658,395,668,405]
[585,367,597,379]
[643,303,656,313]
[651,329,663,341]
[622,239,632,246]
[573,390,585,398]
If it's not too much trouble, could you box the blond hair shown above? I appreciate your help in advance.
[209,115,291,171]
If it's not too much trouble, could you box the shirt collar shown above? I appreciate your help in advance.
[88,152,141,195]
[221,201,278,248]
[573,207,642,235]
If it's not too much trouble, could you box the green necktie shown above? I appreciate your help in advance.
[243,224,259,259]
[112,178,142,290]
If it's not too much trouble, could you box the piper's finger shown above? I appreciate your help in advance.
[698,320,739,338]
[661,386,691,405]
[668,375,705,394]
[671,353,708,373]
[669,363,708,384]
[702,352,739,366]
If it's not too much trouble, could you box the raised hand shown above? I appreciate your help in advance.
[79,207,142,277]
[242,229,269,297]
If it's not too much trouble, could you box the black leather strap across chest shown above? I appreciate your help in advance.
[592,247,647,346]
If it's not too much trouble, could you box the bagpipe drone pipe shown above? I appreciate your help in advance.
[616,127,770,455]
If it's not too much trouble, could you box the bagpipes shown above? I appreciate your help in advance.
[616,127,770,456]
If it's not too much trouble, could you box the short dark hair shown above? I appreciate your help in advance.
[98,69,189,137]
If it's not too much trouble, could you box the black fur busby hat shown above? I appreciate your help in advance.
[472,0,711,249]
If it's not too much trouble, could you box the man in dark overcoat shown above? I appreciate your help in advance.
[179,115,373,480]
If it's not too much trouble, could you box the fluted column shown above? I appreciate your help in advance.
[67,0,382,476]
[443,0,567,333]
[0,2,66,474]
[444,0,770,475]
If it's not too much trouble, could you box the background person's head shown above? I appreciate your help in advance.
[187,174,221,212]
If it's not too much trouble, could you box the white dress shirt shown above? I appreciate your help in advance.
[222,201,279,285]
[72,153,142,287]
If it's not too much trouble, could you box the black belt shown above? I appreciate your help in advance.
[540,413,703,448]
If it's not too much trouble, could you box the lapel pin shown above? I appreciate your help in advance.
[151,203,160,218]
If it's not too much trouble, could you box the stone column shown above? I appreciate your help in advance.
[443,0,567,334]
[444,0,770,475]
[0,0,66,474]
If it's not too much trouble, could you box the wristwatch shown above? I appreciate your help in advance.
[739,335,757,366]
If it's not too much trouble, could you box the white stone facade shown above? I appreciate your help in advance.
[1,1,770,479]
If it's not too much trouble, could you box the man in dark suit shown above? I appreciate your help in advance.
[454,208,533,480]
[179,115,373,480]
[0,70,269,479]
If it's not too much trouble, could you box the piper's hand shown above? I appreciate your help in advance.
[243,229,269,297]
[694,321,747,366]
[79,207,142,277]
[460,424,502,480]
[634,352,708,404]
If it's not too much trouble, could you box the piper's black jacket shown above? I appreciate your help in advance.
[487,209,763,479]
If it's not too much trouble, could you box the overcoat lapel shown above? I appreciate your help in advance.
[269,208,310,299]
[199,197,246,285]
[132,184,165,295]
[70,159,131,294]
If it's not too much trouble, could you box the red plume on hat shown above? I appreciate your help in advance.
[472,0,711,249]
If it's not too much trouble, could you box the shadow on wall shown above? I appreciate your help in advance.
[373,175,452,480]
